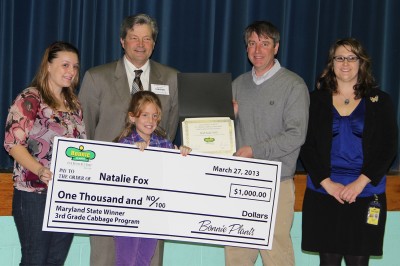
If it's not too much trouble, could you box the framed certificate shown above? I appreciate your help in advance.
[178,73,236,155]
[182,117,236,156]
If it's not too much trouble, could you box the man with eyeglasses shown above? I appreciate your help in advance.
[225,20,309,266]
[79,13,179,266]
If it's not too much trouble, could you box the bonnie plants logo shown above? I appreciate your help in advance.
[65,145,96,162]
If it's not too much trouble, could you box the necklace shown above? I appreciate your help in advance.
[337,92,353,105]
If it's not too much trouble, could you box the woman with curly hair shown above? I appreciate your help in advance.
[300,38,398,266]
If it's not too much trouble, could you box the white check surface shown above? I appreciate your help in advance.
[43,137,281,249]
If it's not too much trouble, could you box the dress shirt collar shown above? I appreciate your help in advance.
[252,59,281,85]
[124,56,150,90]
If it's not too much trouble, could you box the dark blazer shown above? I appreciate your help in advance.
[300,88,398,188]
[79,58,179,142]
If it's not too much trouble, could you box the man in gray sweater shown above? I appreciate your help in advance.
[224,21,309,266]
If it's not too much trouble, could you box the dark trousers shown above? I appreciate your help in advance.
[13,189,73,266]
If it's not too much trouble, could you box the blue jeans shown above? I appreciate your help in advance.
[12,189,73,266]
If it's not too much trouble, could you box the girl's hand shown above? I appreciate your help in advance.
[175,145,192,156]
[38,166,53,185]
[135,141,148,151]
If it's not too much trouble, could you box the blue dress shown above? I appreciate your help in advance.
[307,98,385,196]
[302,99,387,256]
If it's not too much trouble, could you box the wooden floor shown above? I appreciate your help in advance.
[1,172,399,216]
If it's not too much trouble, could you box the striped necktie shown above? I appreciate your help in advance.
[131,69,143,94]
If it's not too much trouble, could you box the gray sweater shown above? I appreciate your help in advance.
[233,68,309,181]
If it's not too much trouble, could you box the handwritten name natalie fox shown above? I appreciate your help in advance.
[99,171,149,184]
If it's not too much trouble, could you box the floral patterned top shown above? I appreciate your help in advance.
[4,87,86,193]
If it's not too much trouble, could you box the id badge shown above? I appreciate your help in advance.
[366,194,381,226]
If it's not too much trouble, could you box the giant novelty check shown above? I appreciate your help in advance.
[43,137,281,249]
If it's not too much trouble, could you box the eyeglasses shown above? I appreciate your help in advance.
[333,56,359,62]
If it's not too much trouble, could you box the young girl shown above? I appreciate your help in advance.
[113,90,191,266]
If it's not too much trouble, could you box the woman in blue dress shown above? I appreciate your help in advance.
[300,38,398,266]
